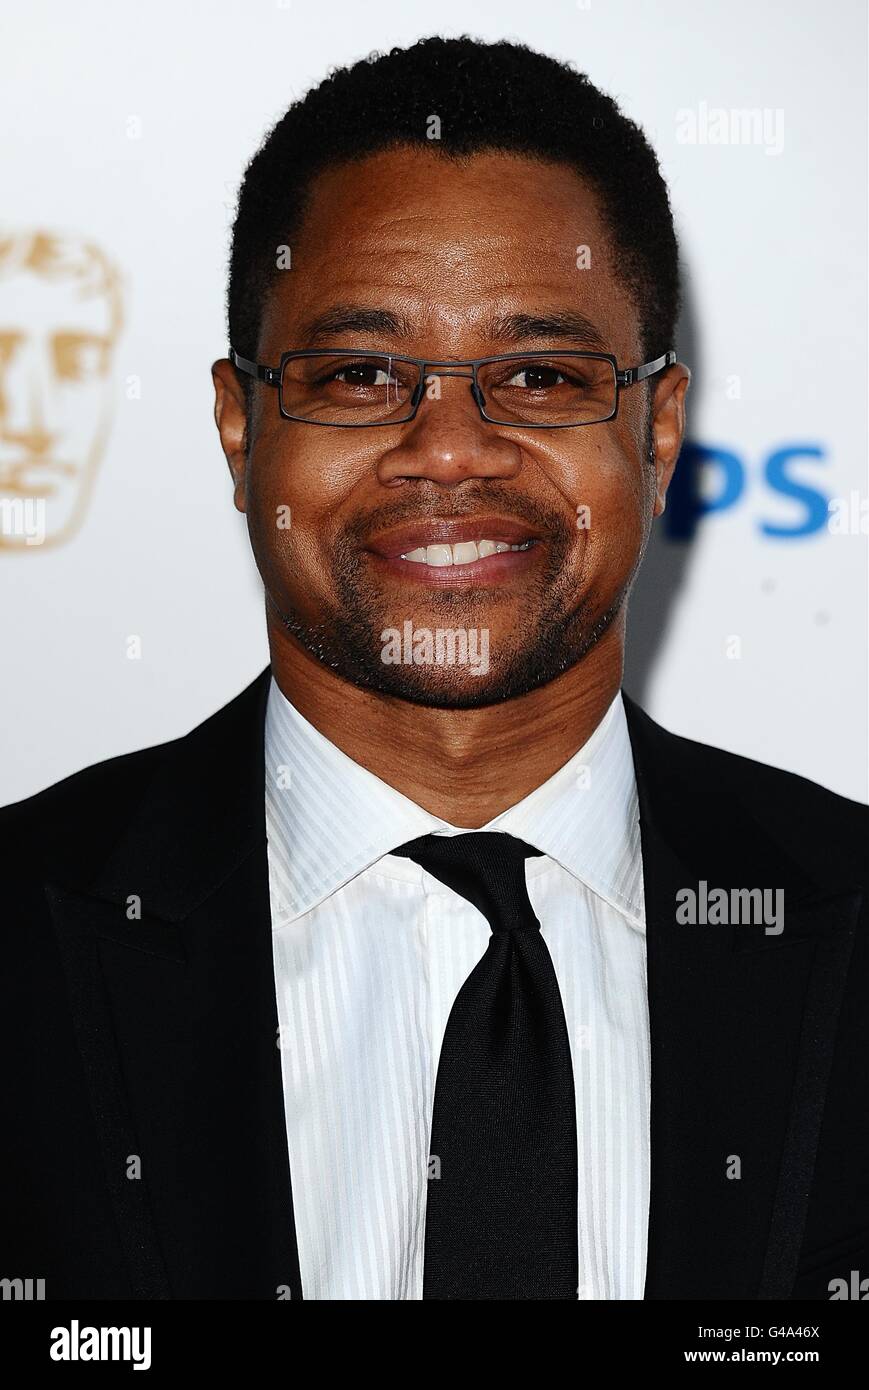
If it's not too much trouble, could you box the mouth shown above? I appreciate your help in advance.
[364,516,545,585]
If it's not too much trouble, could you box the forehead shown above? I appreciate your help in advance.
[260,147,639,355]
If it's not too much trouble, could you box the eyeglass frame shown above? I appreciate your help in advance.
[229,346,677,430]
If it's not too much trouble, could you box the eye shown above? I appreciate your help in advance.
[330,361,396,389]
[505,365,566,391]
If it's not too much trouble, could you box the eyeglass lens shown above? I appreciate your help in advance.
[279,353,617,425]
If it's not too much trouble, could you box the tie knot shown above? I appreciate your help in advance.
[391,831,543,933]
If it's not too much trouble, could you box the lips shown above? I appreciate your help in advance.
[363,514,545,585]
[401,538,534,567]
[366,516,543,561]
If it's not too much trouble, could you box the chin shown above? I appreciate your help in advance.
[347,654,570,709]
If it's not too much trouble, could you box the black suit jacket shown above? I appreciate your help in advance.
[1,667,866,1300]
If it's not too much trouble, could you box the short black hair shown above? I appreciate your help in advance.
[228,35,681,379]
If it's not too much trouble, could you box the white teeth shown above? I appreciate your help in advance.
[399,538,534,566]
[452,541,479,565]
[425,544,453,567]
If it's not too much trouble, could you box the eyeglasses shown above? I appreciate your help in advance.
[229,347,676,429]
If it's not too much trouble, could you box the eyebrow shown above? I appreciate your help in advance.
[296,306,409,344]
[487,312,609,353]
[295,305,609,353]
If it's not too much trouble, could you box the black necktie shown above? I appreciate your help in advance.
[391,831,578,1300]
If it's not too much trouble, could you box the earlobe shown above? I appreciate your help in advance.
[212,358,250,512]
[230,462,248,514]
[650,365,690,518]
[653,442,679,516]
[652,449,679,518]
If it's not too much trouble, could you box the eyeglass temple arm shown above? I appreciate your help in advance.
[616,350,677,388]
[229,348,281,387]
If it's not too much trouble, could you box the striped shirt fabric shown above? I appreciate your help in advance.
[265,676,650,1300]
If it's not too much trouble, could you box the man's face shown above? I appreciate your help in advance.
[218,148,687,706]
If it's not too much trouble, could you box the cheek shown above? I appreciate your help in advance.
[244,439,352,602]
[564,444,650,581]
[249,422,371,520]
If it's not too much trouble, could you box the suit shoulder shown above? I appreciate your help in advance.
[681,729,865,836]
[0,736,180,885]
[624,695,868,882]
[0,670,269,889]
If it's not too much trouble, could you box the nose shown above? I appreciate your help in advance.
[376,373,523,488]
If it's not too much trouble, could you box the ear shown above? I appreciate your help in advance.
[649,364,691,517]
[212,357,249,513]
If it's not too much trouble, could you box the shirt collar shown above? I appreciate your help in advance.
[264,676,644,932]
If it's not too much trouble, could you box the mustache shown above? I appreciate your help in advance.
[343,483,574,546]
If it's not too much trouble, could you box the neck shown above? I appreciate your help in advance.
[266,612,625,828]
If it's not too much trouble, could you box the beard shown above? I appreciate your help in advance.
[267,479,635,710]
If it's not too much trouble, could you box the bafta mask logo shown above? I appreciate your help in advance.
[0,232,124,549]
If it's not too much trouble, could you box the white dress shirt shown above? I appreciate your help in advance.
[265,676,650,1300]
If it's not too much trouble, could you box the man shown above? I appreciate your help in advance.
[1,36,866,1302]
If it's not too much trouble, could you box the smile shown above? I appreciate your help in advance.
[400,539,536,566]
[363,514,546,586]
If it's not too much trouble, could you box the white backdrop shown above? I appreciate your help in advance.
[1,0,866,804]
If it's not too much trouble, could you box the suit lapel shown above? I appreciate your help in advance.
[623,695,862,1298]
[46,667,302,1300]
